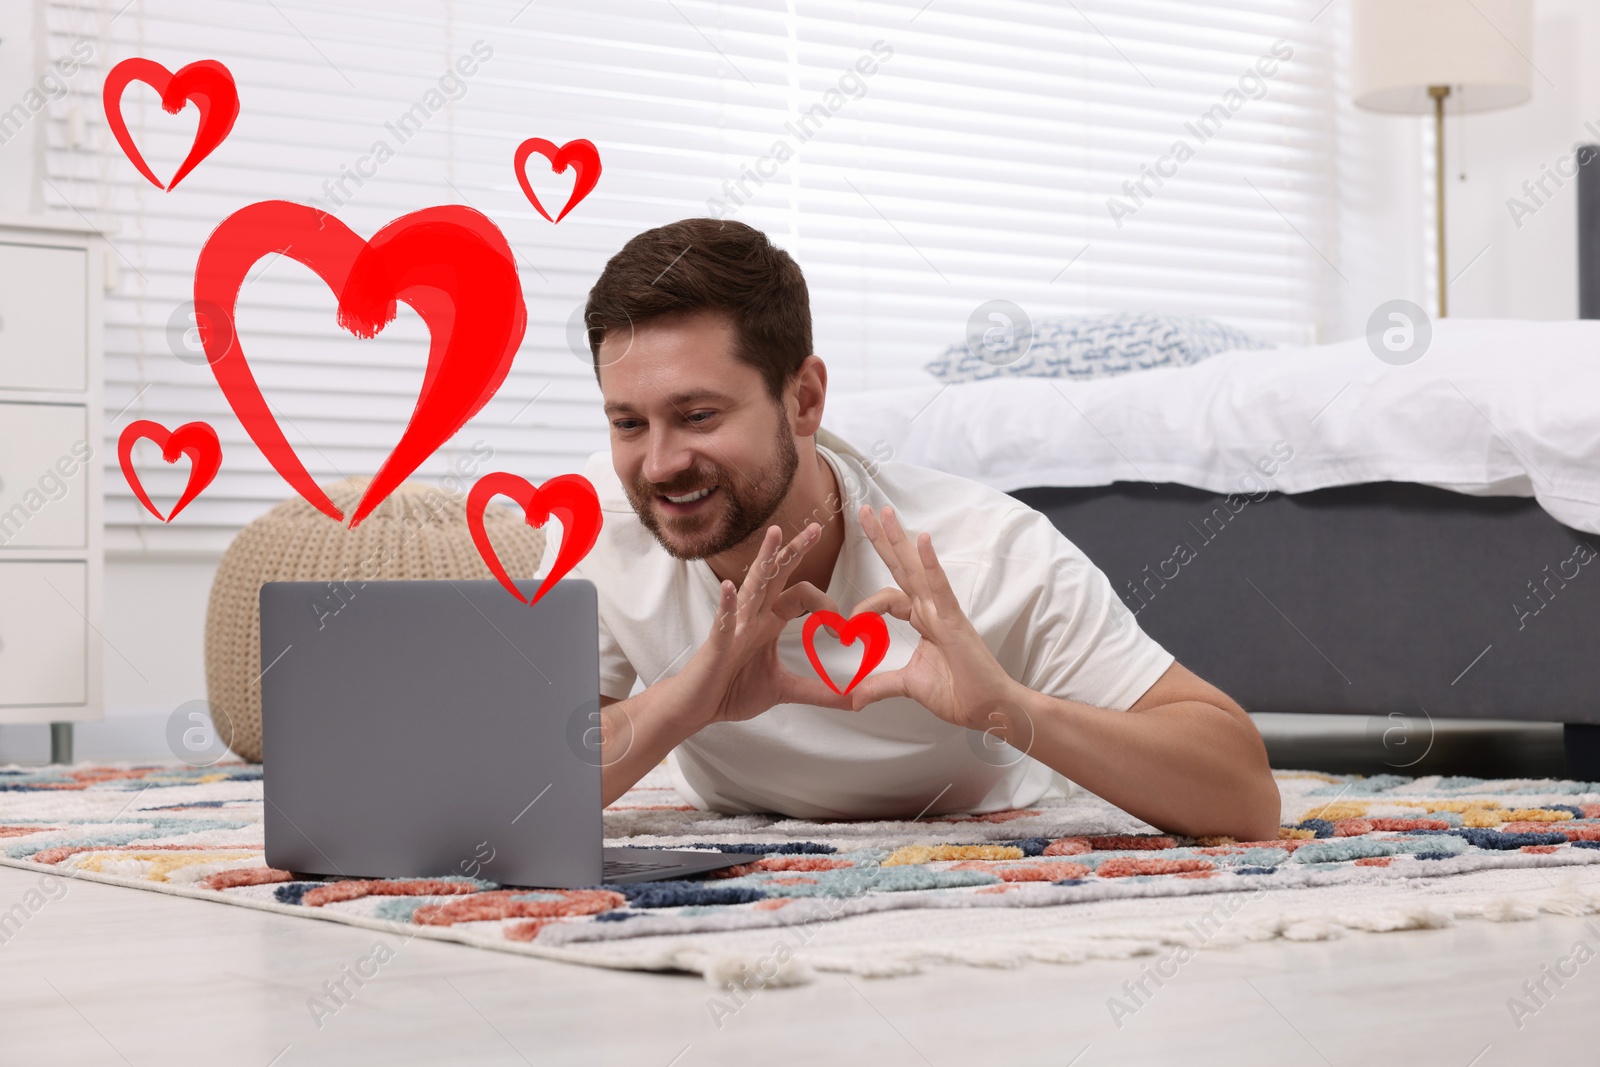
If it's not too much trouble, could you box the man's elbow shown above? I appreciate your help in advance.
[1180,714,1280,842]
[1218,704,1280,842]
[1225,761,1282,843]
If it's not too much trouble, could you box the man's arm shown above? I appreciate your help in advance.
[594,522,852,807]
[989,662,1279,841]
[594,679,706,807]
[849,505,1280,842]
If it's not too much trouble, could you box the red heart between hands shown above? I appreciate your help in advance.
[102,58,239,191]
[467,472,604,605]
[117,419,222,522]
[802,611,890,696]
[194,200,526,528]
[513,138,602,223]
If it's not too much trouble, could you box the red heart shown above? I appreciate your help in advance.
[802,611,890,695]
[102,58,239,191]
[467,473,604,605]
[117,419,222,522]
[194,200,527,528]
[513,138,602,223]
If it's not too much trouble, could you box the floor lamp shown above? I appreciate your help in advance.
[1349,0,1534,318]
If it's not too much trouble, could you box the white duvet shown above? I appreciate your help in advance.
[822,319,1600,534]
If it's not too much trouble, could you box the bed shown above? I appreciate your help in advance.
[824,318,1600,776]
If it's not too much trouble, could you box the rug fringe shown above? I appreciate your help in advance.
[784,876,1600,980]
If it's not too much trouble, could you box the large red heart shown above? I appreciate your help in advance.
[467,473,604,605]
[102,58,239,191]
[802,611,890,695]
[117,419,222,522]
[513,138,602,223]
[194,200,526,528]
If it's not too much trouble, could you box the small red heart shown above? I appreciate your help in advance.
[117,419,222,522]
[194,201,527,529]
[467,472,604,605]
[802,611,890,695]
[102,58,239,191]
[513,138,602,223]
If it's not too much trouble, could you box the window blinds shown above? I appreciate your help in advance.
[39,0,1337,554]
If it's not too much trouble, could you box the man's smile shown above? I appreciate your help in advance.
[658,484,719,514]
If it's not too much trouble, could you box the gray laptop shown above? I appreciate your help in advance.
[259,578,753,888]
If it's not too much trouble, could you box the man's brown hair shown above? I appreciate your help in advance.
[584,218,812,400]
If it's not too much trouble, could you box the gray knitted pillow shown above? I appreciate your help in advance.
[925,311,1274,383]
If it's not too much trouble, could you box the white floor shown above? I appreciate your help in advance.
[3,864,1597,1066]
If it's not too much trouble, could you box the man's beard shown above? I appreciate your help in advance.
[627,425,800,561]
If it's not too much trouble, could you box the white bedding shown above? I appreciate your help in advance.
[822,319,1600,534]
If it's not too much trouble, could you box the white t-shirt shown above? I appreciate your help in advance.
[569,429,1174,820]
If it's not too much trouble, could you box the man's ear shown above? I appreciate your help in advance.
[789,355,828,437]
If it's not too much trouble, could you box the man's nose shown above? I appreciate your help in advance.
[642,427,694,485]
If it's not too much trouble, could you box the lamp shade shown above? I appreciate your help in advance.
[1350,0,1534,113]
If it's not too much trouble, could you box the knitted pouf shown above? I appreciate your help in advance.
[204,477,545,763]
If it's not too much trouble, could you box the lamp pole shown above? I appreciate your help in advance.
[1430,84,1450,318]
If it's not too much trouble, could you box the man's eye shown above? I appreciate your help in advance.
[612,419,642,431]
[687,411,715,424]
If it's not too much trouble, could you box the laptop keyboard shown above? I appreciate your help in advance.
[603,850,758,879]
[603,857,681,874]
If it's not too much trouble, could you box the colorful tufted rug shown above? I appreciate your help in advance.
[4,761,1600,982]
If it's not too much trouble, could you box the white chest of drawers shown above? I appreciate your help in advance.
[0,216,104,759]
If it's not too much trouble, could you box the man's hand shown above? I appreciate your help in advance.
[680,522,855,726]
[847,505,1279,840]
[598,520,850,806]
[848,505,1020,726]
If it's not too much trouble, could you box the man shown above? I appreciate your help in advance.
[570,218,1280,840]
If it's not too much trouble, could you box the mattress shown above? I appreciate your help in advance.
[822,318,1600,533]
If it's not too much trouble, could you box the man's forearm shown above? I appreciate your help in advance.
[598,675,708,807]
[1003,684,1281,841]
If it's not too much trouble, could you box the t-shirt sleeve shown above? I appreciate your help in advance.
[978,505,1174,712]
[595,605,638,702]
[564,543,637,703]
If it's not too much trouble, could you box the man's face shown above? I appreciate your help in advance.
[599,310,798,560]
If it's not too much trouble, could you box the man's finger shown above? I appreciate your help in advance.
[737,525,783,619]
[846,666,910,710]
[706,578,738,653]
[773,580,840,624]
[760,522,822,613]
[858,504,917,597]
[777,669,858,712]
[878,506,931,599]
[852,586,912,620]
[915,531,964,614]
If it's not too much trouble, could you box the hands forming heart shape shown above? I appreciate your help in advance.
[117,420,223,522]
[103,58,239,191]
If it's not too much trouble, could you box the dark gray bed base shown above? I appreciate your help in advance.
[1013,482,1600,778]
